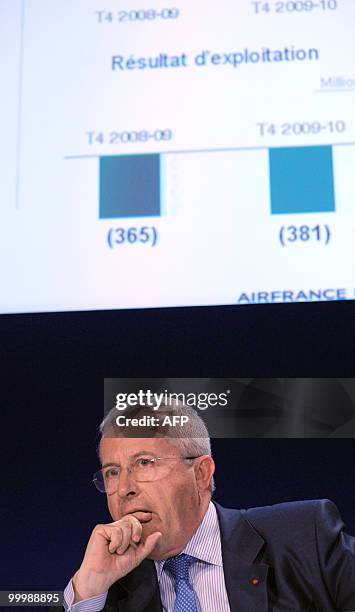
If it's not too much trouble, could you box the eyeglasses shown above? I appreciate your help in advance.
[93,456,199,494]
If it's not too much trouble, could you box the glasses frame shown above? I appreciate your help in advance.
[92,455,201,493]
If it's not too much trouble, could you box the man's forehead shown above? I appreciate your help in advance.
[100,436,177,460]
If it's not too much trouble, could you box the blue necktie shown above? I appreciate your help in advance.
[164,553,198,612]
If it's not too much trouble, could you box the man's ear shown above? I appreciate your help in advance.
[195,456,215,492]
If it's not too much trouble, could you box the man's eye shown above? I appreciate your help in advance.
[104,467,119,478]
[137,458,154,467]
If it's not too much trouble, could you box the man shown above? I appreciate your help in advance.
[60,404,355,612]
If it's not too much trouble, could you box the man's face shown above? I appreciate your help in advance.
[100,437,212,559]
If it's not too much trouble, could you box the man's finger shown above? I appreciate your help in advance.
[112,516,142,541]
[107,527,122,554]
[115,522,134,554]
[130,519,143,543]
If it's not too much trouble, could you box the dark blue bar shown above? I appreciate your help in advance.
[99,154,161,219]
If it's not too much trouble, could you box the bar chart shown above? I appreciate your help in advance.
[97,144,340,220]
[2,0,355,313]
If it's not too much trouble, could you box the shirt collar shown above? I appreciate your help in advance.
[154,501,223,580]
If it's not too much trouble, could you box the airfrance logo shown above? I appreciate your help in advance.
[115,389,230,411]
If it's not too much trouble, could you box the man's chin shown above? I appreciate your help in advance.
[139,523,166,558]
[147,538,186,561]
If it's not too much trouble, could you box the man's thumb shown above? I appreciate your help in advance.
[138,531,163,560]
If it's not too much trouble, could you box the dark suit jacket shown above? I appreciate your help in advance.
[55,499,355,612]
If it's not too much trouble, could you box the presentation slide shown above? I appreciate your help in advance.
[1,0,355,313]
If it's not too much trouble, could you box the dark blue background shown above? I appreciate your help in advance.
[1,301,355,592]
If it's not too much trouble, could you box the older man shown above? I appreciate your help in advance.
[61,404,355,612]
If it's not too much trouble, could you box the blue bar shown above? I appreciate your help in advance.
[99,154,161,219]
[269,146,335,214]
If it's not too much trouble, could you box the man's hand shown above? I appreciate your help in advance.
[72,516,162,602]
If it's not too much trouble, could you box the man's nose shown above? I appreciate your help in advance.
[117,466,138,498]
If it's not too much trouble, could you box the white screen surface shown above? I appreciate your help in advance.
[1,0,355,313]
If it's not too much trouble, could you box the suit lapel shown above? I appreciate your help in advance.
[105,558,162,612]
[214,502,270,612]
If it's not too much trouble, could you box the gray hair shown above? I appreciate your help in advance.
[99,402,215,493]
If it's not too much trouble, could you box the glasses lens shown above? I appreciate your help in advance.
[93,470,106,492]
[94,466,121,493]
[133,457,158,482]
